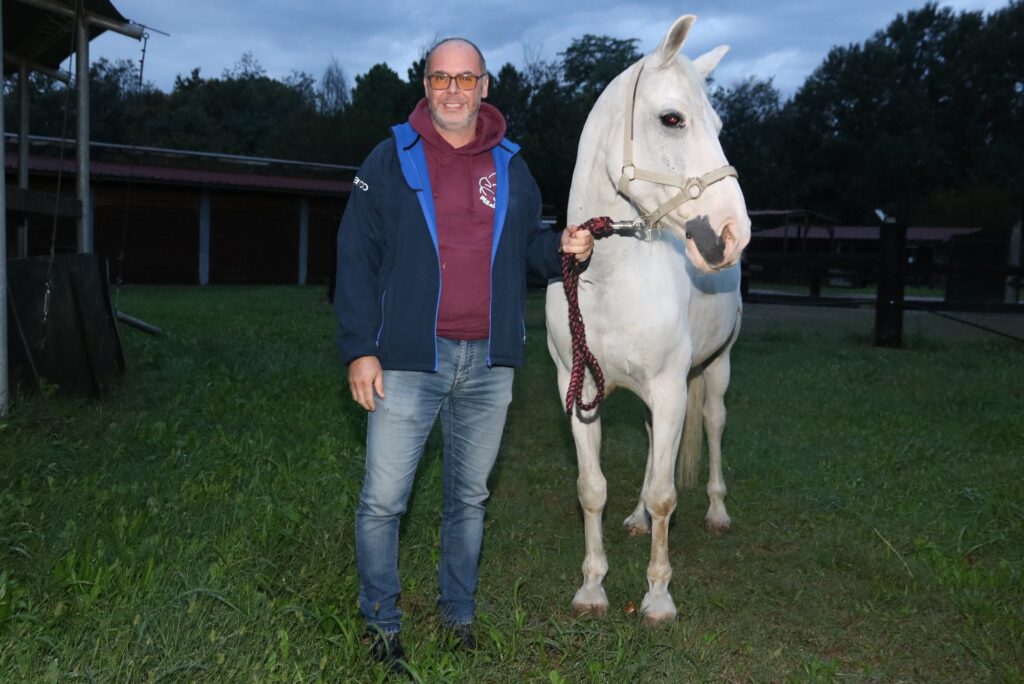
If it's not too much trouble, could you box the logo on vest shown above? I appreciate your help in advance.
[478,173,496,209]
[353,176,369,192]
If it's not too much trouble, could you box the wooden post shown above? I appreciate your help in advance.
[298,197,309,285]
[809,255,821,298]
[18,64,30,258]
[1,0,10,417]
[76,12,92,253]
[1006,215,1021,304]
[198,191,211,285]
[875,220,906,348]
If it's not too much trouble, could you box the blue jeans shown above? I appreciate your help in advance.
[355,338,514,634]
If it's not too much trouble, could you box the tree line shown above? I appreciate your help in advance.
[4,1,1022,228]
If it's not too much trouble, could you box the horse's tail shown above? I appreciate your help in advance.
[677,372,705,490]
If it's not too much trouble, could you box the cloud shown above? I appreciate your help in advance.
[86,0,1013,98]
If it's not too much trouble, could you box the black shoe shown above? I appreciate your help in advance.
[448,623,478,651]
[366,630,409,675]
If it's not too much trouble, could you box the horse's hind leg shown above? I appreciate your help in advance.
[702,349,733,535]
[623,408,653,536]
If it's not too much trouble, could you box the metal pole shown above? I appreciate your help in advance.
[18,64,30,258]
[76,11,92,253]
[298,197,309,285]
[1,0,10,417]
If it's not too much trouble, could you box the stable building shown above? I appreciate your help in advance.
[6,136,354,284]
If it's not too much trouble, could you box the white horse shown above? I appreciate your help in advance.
[545,14,751,626]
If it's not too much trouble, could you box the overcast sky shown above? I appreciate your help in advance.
[88,0,1010,98]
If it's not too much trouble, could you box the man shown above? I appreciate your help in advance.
[334,37,593,670]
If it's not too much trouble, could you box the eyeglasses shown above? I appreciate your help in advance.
[426,71,486,90]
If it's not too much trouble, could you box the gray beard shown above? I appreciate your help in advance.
[429,106,479,135]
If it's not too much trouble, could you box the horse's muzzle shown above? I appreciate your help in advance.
[684,216,727,267]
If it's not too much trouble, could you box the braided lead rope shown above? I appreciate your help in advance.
[561,216,619,416]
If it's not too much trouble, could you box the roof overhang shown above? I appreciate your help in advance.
[3,0,142,77]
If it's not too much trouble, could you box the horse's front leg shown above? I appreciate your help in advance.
[562,372,608,616]
[640,383,686,626]
[572,414,607,615]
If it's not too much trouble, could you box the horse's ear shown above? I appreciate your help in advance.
[692,45,730,79]
[654,14,696,67]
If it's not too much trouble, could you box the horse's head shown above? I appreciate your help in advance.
[604,15,750,272]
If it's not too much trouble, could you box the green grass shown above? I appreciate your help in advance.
[2,286,1022,682]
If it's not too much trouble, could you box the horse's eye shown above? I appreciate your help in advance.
[660,112,685,128]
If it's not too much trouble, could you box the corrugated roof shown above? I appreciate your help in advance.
[3,0,130,75]
[5,153,352,195]
[753,225,981,242]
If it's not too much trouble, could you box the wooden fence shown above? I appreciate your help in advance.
[741,223,1024,347]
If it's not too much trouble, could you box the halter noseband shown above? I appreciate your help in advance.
[616,62,738,235]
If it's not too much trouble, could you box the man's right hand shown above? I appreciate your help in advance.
[348,355,385,411]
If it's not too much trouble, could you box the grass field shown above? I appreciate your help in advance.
[2,286,1022,682]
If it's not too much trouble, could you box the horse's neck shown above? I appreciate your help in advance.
[568,68,642,224]
[570,120,642,262]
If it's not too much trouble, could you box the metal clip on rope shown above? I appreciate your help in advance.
[609,217,652,241]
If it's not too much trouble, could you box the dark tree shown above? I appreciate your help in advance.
[487,63,531,140]
[560,34,641,104]
[339,63,419,162]
[318,57,350,115]
[711,77,796,210]
[783,2,1019,226]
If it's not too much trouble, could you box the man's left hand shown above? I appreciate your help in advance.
[561,225,594,262]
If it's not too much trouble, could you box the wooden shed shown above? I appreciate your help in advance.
[6,136,354,284]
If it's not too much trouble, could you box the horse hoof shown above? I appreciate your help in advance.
[623,510,651,536]
[640,611,677,627]
[572,602,609,618]
[623,519,651,537]
[705,518,731,536]
[640,592,677,626]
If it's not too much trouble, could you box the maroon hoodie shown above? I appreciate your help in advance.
[409,99,508,340]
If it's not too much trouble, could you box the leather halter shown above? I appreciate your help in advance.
[616,62,738,232]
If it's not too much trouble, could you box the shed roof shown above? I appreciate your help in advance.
[3,0,132,76]
[6,153,352,196]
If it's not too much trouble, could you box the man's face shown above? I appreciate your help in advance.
[424,41,489,137]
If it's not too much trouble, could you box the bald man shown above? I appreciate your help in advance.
[334,36,592,671]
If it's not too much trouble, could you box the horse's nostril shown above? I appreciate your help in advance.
[721,224,735,245]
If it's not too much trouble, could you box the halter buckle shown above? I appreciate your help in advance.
[684,177,706,200]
